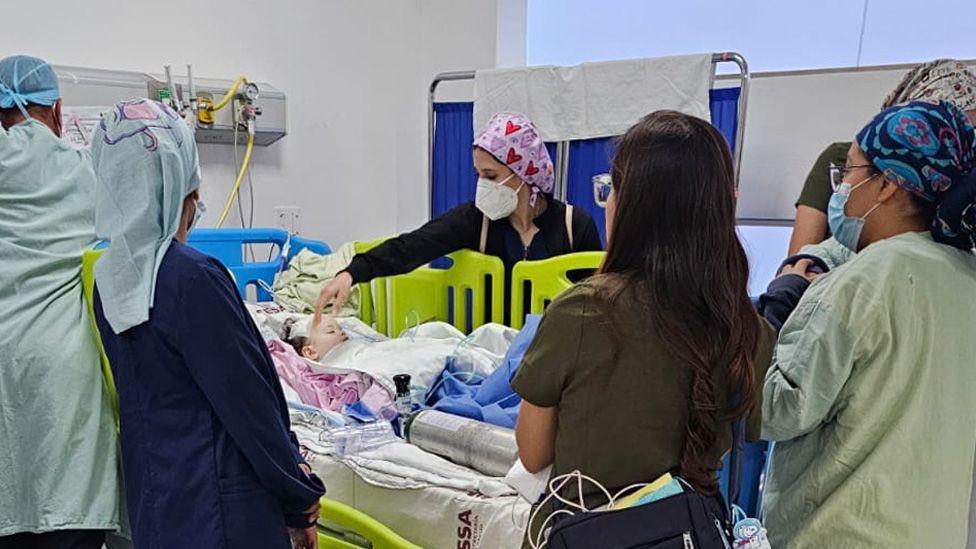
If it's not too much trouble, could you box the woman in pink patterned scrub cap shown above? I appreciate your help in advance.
[315,111,603,325]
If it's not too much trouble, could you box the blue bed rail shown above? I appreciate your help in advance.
[187,228,330,301]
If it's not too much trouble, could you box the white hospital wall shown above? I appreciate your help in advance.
[736,65,906,221]
[527,0,976,73]
[736,60,976,222]
[0,1,499,246]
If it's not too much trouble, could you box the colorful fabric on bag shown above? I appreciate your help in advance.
[882,59,976,112]
[474,111,554,205]
[856,100,976,249]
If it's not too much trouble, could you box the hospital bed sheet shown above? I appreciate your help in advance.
[305,451,529,549]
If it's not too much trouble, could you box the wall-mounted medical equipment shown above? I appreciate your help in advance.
[147,66,283,146]
[54,64,286,147]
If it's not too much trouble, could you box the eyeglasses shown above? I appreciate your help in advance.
[592,173,612,208]
[828,162,876,192]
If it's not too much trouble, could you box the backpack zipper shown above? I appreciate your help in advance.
[683,531,695,549]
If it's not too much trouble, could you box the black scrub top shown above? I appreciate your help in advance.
[342,199,603,322]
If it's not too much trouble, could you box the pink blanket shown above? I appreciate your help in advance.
[268,340,392,415]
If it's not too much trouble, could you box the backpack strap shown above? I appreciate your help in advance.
[565,204,574,252]
[728,411,747,518]
[479,215,489,254]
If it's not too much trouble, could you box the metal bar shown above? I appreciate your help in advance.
[554,142,568,201]
[738,57,976,80]
[429,71,478,219]
[735,217,794,227]
[711,52,750,185]
[428,53,751,215]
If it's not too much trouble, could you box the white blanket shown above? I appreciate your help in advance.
[344,442,514,498]
[312,322,515,396]
[307,452,529,549]
[291,413,514,498]
[244,303,387,344]
[474,54,714,142]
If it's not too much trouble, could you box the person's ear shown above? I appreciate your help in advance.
[174,193,196,243]
[301,345,319,361]
[876,174,902,204]
[51,99,63,137]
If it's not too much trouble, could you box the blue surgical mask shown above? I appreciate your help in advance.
[827,175,881,252]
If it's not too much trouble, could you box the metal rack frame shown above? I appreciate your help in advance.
[427,52,751,218]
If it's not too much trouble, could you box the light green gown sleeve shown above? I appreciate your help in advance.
[798,236,854,270]
[761,290,858,441]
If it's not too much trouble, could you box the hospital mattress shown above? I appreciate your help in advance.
[304,447,529,548]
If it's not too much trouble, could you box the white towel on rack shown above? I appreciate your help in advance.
[474,54,714,142]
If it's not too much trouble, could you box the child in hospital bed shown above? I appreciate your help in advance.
[284,315,514,399]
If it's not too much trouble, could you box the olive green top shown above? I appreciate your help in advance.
[512,275,774,496]
[796,141,851,213]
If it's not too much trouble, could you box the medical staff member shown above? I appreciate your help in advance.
[788,59,976,254]
[90,99,324,549]
[512,111,774,541]
[0,55,120,549]
[314,111,602,322]
[762,101,976,548]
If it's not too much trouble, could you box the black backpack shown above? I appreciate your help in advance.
[544,419,746,549]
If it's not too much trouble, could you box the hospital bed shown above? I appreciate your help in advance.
[190,228,768,503]
[84,234,771,547]
[300,428,530,548]
[188,228,331,301]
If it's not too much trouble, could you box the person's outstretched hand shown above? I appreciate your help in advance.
[314,272,354,323]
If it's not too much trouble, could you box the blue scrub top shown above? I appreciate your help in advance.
[95,242,324,549]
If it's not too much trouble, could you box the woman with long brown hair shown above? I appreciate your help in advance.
[511,110,774,525]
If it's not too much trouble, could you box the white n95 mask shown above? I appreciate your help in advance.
[475,174,523,220]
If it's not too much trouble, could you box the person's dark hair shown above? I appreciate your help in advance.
[282,318,309,356]
[867,164,938,224]
[0,103,58,131]
[600,110,759,493]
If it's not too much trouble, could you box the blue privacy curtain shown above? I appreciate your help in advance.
[565,87,742,244]
[432,100,557,218]
[432,88,741,239]
[432,103,477,218]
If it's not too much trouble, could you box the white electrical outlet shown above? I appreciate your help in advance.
[274,206,302,234]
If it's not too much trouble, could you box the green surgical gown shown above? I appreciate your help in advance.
[0,121,119,535]
[762,231,976,548]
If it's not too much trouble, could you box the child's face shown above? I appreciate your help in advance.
[302,316,348,361]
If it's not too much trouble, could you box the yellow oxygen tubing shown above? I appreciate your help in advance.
[215,131,255,228]
[212,75,247,112]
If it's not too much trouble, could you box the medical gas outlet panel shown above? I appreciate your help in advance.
[55,64,286,147]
